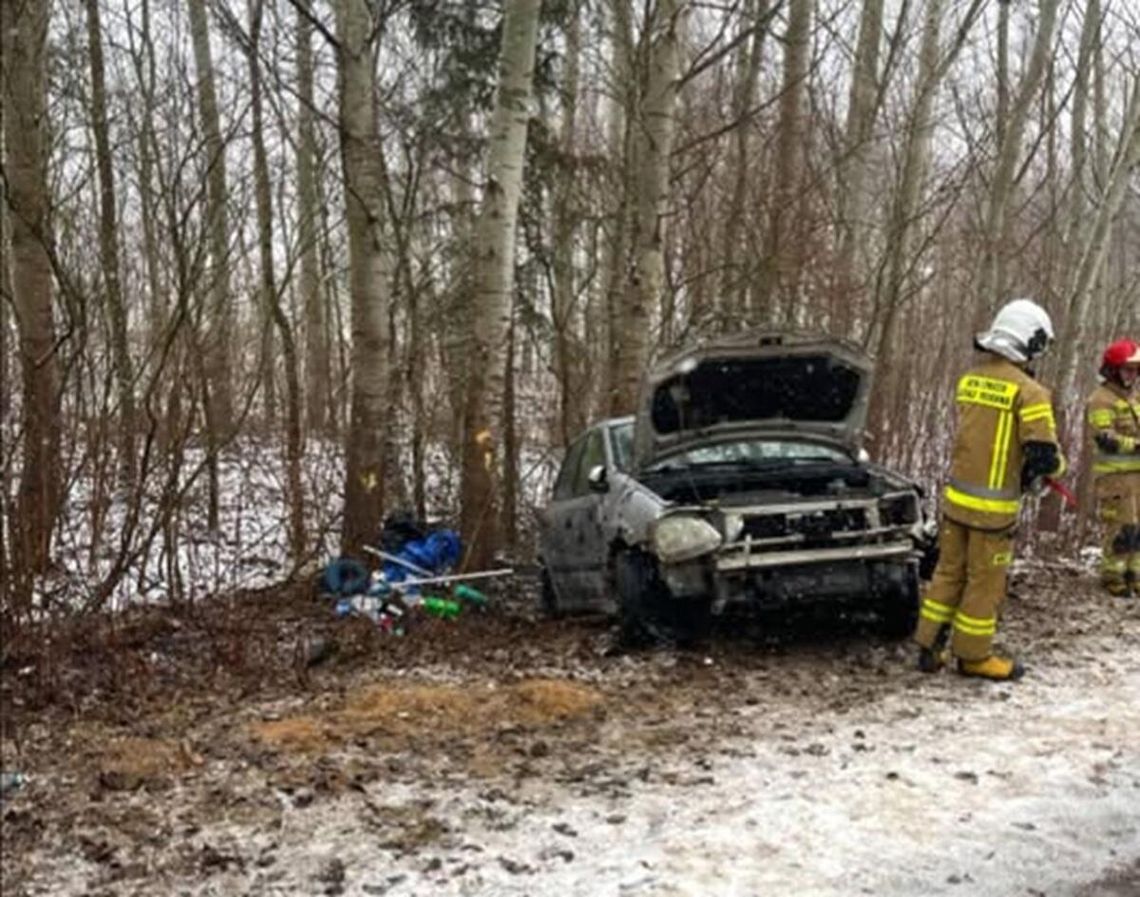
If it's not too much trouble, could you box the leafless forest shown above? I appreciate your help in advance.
[3,0,1140,634]
[4,3,1140,895]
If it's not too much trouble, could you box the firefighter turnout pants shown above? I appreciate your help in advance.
[1097,488,1140,590]
[913,517,1014,662]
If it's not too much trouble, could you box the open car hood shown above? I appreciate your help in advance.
[632,332,873,472]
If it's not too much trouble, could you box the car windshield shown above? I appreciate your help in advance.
[609,421,634,471]
[647,439,850,471]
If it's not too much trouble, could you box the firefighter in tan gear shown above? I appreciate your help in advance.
[1085,339,1140,597]
[914,299,1066,681]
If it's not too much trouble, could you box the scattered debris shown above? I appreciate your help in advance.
[0,771,27,798]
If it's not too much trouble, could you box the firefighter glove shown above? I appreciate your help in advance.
[1095,431,1120,453]
[1021,441,1063,490]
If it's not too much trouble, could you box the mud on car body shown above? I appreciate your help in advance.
[537,331,937,643]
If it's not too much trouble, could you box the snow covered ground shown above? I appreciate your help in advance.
[3,562,1137,897]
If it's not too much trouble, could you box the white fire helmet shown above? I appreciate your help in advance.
[975,298,1055,364]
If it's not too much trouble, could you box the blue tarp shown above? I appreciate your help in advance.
[382,529,462,589]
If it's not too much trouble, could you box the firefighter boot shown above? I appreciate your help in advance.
[957,655,1025,681]
[917,625,950,673]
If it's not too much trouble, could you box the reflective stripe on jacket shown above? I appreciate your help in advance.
[1085,383,1140,484]
[942,355,1065,529]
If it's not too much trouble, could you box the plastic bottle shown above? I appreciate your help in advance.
[453,584,488,607]
[335,594,383,622]
[420,596,462,619]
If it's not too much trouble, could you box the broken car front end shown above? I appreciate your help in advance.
[646,480,927,617]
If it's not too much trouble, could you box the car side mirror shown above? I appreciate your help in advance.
[587,464,608,493]
[856,447,871,464]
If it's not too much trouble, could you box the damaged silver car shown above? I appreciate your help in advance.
[537,332,936,643]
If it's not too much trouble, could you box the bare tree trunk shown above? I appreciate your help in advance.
[188,0,234,434]
[501,305,518,555]
[719,0,769,328]
[977,0,1060,309]
[248,0,305,560]
[834,0,883,336]
[753,0,810,324]
[611,0,685,415]
[600,0,635,418]
[125,0,165,355]
[85,0,136,483]
[3,0,62,585]
[1051,0,1101,403]
[442,116,476,455]
[409,274,426,522]
[336,0,390,556]
[0,82,10,596]
[551,1,586,445]
[996,0,1009,147]
[459,0,541,570]
[297,7,329,437]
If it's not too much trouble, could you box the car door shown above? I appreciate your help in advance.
[542,428,610,612]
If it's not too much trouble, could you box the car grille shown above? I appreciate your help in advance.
[741,507,868,546]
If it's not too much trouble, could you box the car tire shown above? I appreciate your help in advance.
[615,550,710,648]
[879,565,920,639]
[538,566,563,619]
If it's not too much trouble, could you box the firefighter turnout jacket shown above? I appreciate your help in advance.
[915,353,1065,663]
[942,354,1066,530]
[1085,381,1140,589]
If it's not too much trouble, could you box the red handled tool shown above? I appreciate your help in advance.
[1044,477,1078,510]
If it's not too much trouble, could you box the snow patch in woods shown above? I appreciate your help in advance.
[23,437,561,613]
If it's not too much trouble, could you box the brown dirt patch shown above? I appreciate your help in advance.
[96,736,201,790]
[251,677,604,753]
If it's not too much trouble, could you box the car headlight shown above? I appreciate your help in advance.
[652,515,723,563]
[722,513,744,544]
[880,493,919,526]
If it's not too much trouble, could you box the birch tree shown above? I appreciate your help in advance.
[610,0,685,414]
[459,0,542,569]
[336,0,390,555]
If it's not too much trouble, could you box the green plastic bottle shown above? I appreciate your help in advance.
[421,596,462,619]
[453,584,488,607]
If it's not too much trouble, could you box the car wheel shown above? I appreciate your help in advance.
[879,565,919,639]
[615,550,709,648]
[538,566,563,619]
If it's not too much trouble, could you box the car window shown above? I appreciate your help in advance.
[570,429,606,497]
[609,422,633,471]
[553,436,586,501]
[651,439,850,469]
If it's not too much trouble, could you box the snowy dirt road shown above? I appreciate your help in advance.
[2,561,1138,896]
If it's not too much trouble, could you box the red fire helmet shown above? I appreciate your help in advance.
[1102,338,1140,369]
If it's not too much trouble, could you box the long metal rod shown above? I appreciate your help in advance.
[362,545,432,576]
[361,545,512,588]
[387,569,515,589]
